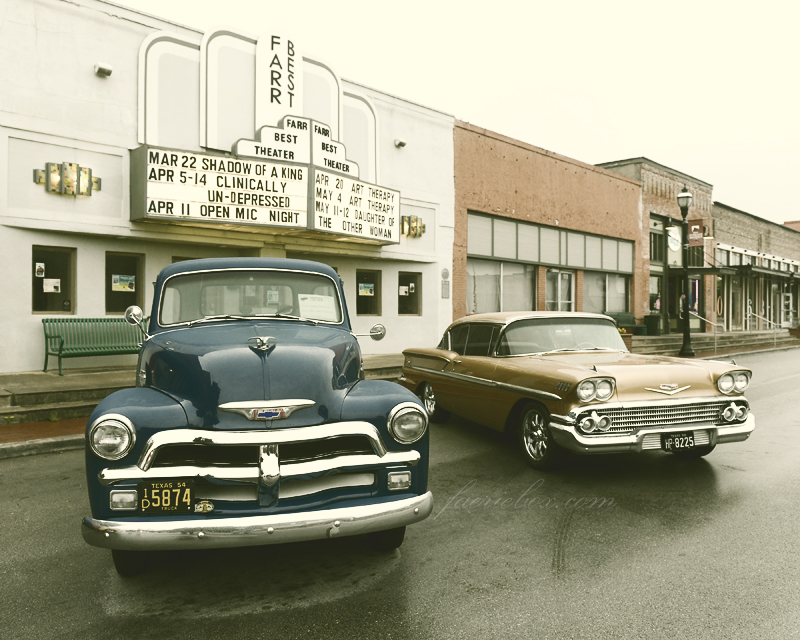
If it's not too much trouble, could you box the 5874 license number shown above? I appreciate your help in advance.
[138,480,194,514]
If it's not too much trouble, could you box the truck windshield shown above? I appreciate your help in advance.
[497,317,626,355]
[159,269,343,326]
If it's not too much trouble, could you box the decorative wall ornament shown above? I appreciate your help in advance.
[33,163,102,196]
[402,215,426,238]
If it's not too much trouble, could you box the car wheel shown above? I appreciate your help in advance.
[111,549,149,577]
[367,526,406,552]
[672,444,716,459]
[518,403,562,470]
[421,382,450,422]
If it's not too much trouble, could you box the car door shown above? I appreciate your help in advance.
[445,324,502,428]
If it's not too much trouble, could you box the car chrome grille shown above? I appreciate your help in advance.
[578,400,733,435]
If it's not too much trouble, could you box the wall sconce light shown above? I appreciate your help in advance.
[401,215,425,238]
[94,63,113,77]
[394,138,406,148]
[33,162,102,196]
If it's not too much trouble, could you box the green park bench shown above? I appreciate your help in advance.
[42,317,143,376]
[605,311,647,335]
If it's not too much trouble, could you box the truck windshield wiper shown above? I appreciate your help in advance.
[254,313,318,325]
[188,315,250,326]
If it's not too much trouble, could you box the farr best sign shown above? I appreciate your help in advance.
[131,115,400,243]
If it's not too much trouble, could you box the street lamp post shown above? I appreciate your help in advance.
[677,186,695,357]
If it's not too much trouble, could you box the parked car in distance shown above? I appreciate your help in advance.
[399,311,755,470]
[82,258,431,576]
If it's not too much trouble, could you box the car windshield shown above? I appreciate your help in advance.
[496,317,626,356]
[159,269,342,326]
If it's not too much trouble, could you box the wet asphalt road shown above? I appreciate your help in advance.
[2,349,800,639]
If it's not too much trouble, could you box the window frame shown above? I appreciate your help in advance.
[397,271,422,316]
[32,245,76,315]
[105,251,145,315]
[355,269,382,316]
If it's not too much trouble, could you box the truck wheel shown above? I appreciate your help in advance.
[518,403,563,471]
[367,526,406,552]
[421,383,450,422]
[112,549,149,577]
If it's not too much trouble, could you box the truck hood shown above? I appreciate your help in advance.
[142,321,361,429]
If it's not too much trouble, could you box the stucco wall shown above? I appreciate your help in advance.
[453,121,644,321]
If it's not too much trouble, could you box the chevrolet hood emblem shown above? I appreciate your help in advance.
[644,384,691,396]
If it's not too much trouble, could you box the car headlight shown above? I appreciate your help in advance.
[89,414,136,460]
[577,380,596,402]
[577,378,615,402]
[387,403,428,444]
[717,373,735,394]
[595,379,615,401]
[733,371,750,393]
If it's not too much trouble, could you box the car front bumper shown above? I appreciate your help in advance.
[549,414,755,454]
[82,491,433,551]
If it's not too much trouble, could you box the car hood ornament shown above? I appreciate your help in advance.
[218,399,315,421]
[645,384,691,395]
[249,336,276,353]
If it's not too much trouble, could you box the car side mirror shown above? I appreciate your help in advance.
[124,305,143,326]
[124,305,149,340]
[354,324,386,341]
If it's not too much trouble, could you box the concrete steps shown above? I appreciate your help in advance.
[632,329,800,356]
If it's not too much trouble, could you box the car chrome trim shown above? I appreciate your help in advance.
[644,385,691,395]
[405,365,561,402]
[218,399,315,421]
[137,421,389,472]
[82,491,434,551]
[566,395,747,416]
[549,413,755,454]
[97,450,420,486]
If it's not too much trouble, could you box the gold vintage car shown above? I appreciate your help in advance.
[399,312,755,470]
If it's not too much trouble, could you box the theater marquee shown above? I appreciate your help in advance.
[131,119,399,244]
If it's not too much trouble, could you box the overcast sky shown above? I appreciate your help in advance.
[119,0,799,225]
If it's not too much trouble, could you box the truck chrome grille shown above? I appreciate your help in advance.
[577,400,733,435]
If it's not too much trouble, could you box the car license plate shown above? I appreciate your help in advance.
[662,432,695,452]
[138,480,194,514]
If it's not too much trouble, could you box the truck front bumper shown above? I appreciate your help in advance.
[549,414,755,455]
[82,491,433,551]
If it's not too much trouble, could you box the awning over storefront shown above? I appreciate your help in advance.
[687,266,737,276]
[735,265,795,278]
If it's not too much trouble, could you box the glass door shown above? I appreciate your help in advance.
[545,269,574,311]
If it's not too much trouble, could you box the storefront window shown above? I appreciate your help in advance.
[32,246,75,314]
[650,276,662,312]
[356,270,381,315]
[106,252,143,314]
[398,272,421,315]
[466,259,535,314]
[583,272,629,313]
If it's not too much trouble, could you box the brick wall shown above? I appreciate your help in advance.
[454,122,643,322]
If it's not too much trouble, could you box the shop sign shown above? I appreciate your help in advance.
[688,221,704,247]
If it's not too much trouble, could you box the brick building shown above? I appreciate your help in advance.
[600,158,800,334]
[598,158,715,335]
[453,122,643,322]
[712,203,800,330]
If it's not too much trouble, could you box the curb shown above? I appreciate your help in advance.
[0,434,84,460]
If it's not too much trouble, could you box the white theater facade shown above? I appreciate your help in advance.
[0,0,454,373]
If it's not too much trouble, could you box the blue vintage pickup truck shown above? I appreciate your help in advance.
[82,258,432,576]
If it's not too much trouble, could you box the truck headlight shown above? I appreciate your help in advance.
[388,403,428,444]
[89,414,136,460]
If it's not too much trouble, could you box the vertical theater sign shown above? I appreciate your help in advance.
[131,29,399,244]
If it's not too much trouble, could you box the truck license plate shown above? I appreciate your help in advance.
[662,432,695,452]
[138,480,194,514]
